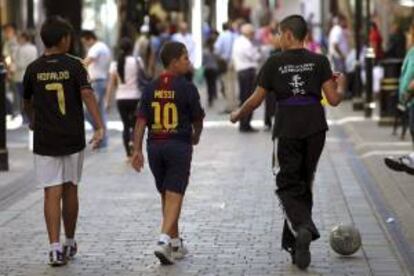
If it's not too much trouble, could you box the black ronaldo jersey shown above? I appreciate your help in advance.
[23,53,92,156]
[137,72,205,143]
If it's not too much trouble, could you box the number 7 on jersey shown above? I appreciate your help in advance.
[45,83,66,115]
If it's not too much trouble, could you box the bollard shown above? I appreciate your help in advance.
[364,47,375,118]
[0,62,9,171]
[378,58,403,126]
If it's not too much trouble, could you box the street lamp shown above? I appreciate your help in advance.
[365,47,375,117]
[364,0,375,118]
[0,62,9,171]
[353,0,364,110]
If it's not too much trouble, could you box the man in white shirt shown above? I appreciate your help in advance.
[232,23,261,132]
[15,32,38,123]
[81,30,111,147]
[328,15,350,73]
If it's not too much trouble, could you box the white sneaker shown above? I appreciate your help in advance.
[172,239,188,260]
[48,249,67,266]
[154,242,174,265]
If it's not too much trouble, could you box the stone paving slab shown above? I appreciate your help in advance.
[0,121,409,275]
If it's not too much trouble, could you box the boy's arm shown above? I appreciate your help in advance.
[230,86,267,123]
[131,118,146,172]
[104,72,117,111]
[322,73,346,107]
[192,119,203,145]
[81,88,105,149]
[23,99,34,130]
[22,69,34,129]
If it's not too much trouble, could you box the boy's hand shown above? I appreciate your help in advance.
[332,72,346,92]
[28,121,34,131]
[230,110,240,123]
[192,134,200,145]
[89,128,105,150]
[104,98,112,112]
[131,151,144,172]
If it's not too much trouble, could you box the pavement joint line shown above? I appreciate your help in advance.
[325,142,374,275]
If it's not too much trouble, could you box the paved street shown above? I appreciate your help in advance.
[0,103,412,275]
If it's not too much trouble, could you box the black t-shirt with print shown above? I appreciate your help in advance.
[23,54,92,156]
[258,48,333,139]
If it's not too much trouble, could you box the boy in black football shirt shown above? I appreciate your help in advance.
[230,15,345,270]
[132,42,204,265]
[23,17,104,266]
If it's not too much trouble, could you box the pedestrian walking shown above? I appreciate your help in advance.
[81,30,111,148]
[232,23,261,132]
[15,31,38,123]
[23,16,104,266]
[2,23,19,117]
[131,41,205,265]
[230,15,345,270]
[203,37,219,107]
[105,37,142,160]
[328,14,350,73]
[384,33,414,172]
[263,29,281,131]
[214,21,238,113]
[171,22,196,81]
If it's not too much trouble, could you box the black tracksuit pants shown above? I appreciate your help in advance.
[275,131,326,252]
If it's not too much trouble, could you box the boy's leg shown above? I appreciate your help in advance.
[62,182,78,240]
[276,137,315,269]
[161,191,183,237]
[44,185,64,244]
[161,193,179,239]
[304,132,326,211]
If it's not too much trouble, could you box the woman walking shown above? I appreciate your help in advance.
[106,37,142,160]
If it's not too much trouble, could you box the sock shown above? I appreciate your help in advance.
[50,242,62,252]
[159,233,171,245]
[65,238,75,247]
[171,238,181,248]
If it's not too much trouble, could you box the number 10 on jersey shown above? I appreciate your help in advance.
[151,102,178,130]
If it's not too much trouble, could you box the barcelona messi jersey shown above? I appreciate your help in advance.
[137,72,205,143]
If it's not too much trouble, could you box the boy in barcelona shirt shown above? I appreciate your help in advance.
[132,41,205,265]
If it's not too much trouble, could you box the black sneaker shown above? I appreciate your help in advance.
[63,242,77,260]
[384,155,414,175]
[48,249,67,266]
[294,228,312,270]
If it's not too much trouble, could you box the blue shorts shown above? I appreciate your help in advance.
[147,140,193,195]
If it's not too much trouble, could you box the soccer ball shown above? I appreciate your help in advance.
[329,224,361,256]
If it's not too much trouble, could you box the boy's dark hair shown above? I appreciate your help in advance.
[160,41,187,67]
[80,30,97,40]
[40,16,73,48]
[280,15,308,41]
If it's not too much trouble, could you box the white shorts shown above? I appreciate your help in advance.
[34,151,84,188]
